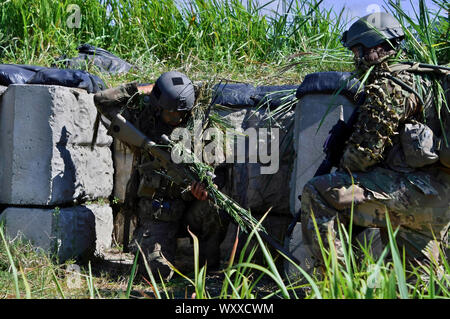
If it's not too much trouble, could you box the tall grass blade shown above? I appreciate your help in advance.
[135,242,161,299]
[87,262,95,299]
[50,267,65,299]
[19,264,31,299]
[385,212,409,299]
[249,209,290,298]
[187,226,207,299]
[0,224,21,298]
[125,248,139,299]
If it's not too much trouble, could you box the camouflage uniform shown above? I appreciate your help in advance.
[94,83,228,281]
[301,58,450,265]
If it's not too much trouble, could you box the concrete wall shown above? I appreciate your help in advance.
[0,84,113,205]
[289,94,357,215]
[0,204,113,261]
[0,84,114,261]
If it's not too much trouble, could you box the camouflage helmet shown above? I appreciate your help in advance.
[149,71,195,112]
[341,12,404,49]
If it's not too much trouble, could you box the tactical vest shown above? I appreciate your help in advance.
[123,95,192,214]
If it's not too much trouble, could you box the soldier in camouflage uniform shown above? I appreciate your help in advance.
[301,12,450,266]
[94,71,228,281]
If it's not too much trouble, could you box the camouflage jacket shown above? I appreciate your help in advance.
[340,60,439,172]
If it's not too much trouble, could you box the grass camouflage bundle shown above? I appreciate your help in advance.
[159,137,264,234]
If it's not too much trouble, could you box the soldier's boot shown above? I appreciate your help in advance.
[132,221,178,282]
[199,233,223,271]
[184,200,229,272]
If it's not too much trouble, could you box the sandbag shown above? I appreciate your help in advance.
[212,83,300,110]
[56,44,133,75]
[212,83,257,108]
[0,63,105,93]
[252,85,299,108]
[13,64,47,73]
[27,68,106,93]
[296,71,365,105]
[210,82,299,215]
[0,64,37,85]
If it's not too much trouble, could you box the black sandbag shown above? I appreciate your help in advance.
[56,44,133,75]
[26,68,106,93]
[13,64,47,73]
[251,85,299,108]
[0,64,37,85]
[212,83,257,108]
[296,71,365,105]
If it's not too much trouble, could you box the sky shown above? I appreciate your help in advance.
[259,0,444,24]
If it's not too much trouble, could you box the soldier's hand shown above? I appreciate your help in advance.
[137,83,154,95]
[191,182,208,201]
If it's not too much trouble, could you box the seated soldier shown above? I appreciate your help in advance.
[301,12,450,268]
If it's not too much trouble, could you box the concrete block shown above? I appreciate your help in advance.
[50,146,114,204]
[0,204,113,262]
[0,84,113,205]
[289,94,357,214]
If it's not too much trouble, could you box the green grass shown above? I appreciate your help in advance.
[1,216,449,299]
[0,0,446,84]
[0,0,355,86]
[0,0,448,299]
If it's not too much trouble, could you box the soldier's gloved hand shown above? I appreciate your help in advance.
[191,182,208,201]
[93,82,139,116]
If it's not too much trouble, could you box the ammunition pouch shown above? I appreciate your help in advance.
[137,159,163,198]
[400,123,440,168]
[151,199,183,222]
[137,173,161,198]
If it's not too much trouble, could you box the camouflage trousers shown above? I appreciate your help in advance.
[301,166,450,266]
[129,198,228,281]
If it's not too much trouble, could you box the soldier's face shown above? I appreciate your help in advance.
[351,44,391,64]
[161,109,186,126]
